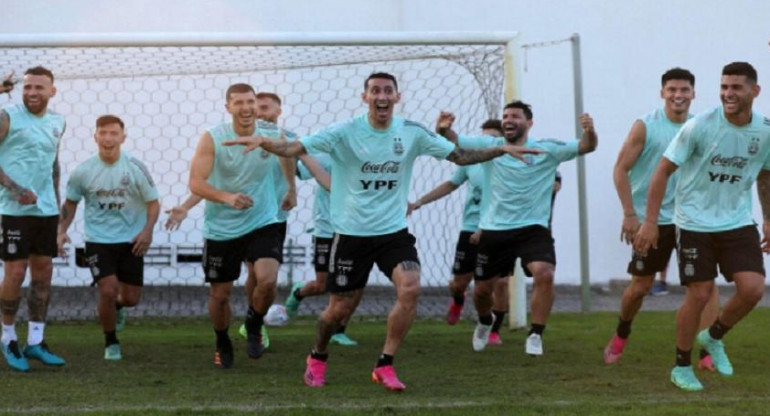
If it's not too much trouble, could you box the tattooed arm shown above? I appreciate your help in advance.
[446,144,541,166]
[57,199,79,257]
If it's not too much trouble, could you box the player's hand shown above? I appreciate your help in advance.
[632,221,658,255]
[407,201,420,216]
[469,230,482,245]
[501,145,545,163]
[579,113,595,133]
[221,136,267,154]
[762,221,770,254]
[281,189,297,211]
[226,193,253,210]
[164,206,188,231]
[435,111,455,134]
[131,228,153,256]
[13,188,37,205]
[1,70,14,94]
[620,214,641,244]
[56,232,70,258]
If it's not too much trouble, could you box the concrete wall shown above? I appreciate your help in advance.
[4,0,769,284]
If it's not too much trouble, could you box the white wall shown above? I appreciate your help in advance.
[4,0,769,285]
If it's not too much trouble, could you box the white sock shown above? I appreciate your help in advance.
[1,323,17,345]
[28,321,45,346]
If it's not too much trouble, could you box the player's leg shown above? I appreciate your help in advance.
[447,272,473,325]
[22,216,64,366]
[489,276,509,345]
[331,290,360,346]
[697,284,719,371]
[114,243,144,333]
[237,263,256,339]
[96,275,122,360]
[472,229,513,352]
[1,257,29,372]
[203,236,240,369]
[245,257,279,359]
[525,260,554,356]
[446,231,476,325]
[286,237,332,317]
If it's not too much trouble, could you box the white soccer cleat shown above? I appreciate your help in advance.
[472,315,495,352]
[526,333,543,356]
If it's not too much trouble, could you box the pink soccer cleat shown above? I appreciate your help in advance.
[446,300,464,326]
[603,334,627,364]
[698,354,715,372]
[488,332,502,345]
[304,355,327,387]
[371,365,406,392]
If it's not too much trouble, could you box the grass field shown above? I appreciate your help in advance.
[2,309,770,415]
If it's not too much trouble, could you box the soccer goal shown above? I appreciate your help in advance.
[0,31,523,319]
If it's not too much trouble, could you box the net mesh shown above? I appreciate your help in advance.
[0,41,509,318]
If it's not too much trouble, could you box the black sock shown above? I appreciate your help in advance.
[676,347,692,367]
[529,324,545,336]
[478,314,493,326]
[335,325,346,335]
[616,317,633,339]
[310,349,328,362]
[453,295,465,306]
[215,327,230,346]
[699,349,710,359]
[293,287,305,301]
[104,330,118,347]
[116,303,124,311]
[708,319,732,340]
[246,307,265,333]
[491,310,507,333]
[376,354,394,368]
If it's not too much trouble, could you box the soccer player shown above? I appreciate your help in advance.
[438,100,597,356]
[188,83,289,369]
[283,152,360,346]
[57,115,159,360]
[604,68,719,369]
[635,62,770,391]
[0,66,67,372]
[223,72,539,391]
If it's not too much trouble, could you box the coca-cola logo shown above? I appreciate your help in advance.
[361,161,401,173]
[710,154,748,169]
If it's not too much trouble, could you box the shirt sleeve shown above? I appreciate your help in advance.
[449,166,469,186]
[296,160,312,181]
[130,158,159,202]
[663,119,698,166]
[457,135,501,149]
[537,139,580,163]
[300,123,343,155]
[416,126,456,160]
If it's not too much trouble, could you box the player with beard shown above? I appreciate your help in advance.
[438,100,597,356]
[223,72,540,391]
[0,66,67,372]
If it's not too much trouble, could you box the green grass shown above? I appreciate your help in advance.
[2,310,770,415]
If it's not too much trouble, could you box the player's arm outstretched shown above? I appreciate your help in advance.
[756,169,770,253]
[298,153,331,191]
[57,199,79,257]
[164,194,202,231]
[0,109,37,205]
[189,131,253,209]
[435,111,458,143]
[222,133,307,157]
[278,134,298,211]
[613,120,647,244]
[577,113,598,155]
[633,158,678,255]
[446,144,541,165]
[408,181,460,216]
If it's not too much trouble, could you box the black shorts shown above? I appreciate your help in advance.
[203,222,284,283]
[277,221,287,251]
[85,242,144,286]
[677,225,765,285]
[313,236,333,273]
[452,231,479,275]
[0,215,58,260]
[627,224,676,276]
[475,225,555,281]
[327,228,419,293]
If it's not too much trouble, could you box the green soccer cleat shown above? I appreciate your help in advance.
[23,341,66,366]
[261,325,270,350]
[670,365,704,392]
[104,344,122,361]
[284,282,305,318]
[2,341,29,372]
[330,333,358,346]
[116,308,127,332]
[238,323,247,340]
[696,329,733,377]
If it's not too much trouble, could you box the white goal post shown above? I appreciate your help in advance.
[0,31,526,320]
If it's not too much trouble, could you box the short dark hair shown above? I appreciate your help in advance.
[722,62,757,84]
[503,100,533,120]
[661,68,695,87]
[96,114,125,130]
[481,119,502,132]
[256,92,281,105]
[364,72,398,91]
[225,83,256,101]
[25,66,55,83]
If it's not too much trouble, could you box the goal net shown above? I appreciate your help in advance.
[0,32,520,319]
